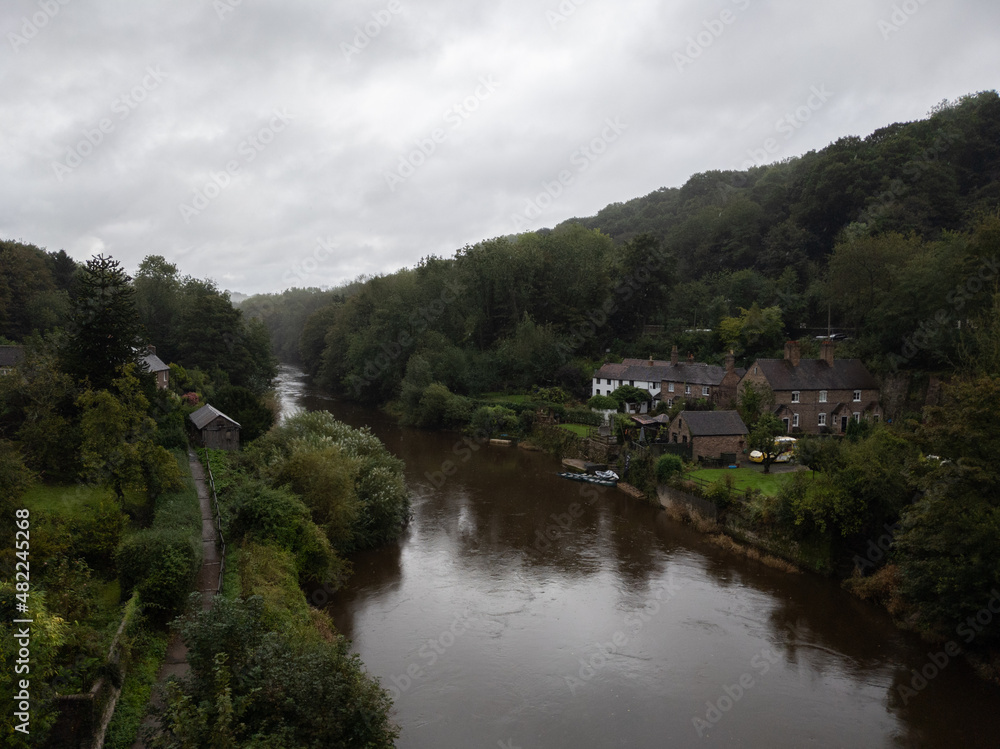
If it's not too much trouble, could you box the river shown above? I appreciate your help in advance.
[274,363,999,748]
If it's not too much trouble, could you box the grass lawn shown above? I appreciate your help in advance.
[688,467,798,496]
[556,423,590,438]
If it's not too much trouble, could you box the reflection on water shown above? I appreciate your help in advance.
[275,364,1000,749]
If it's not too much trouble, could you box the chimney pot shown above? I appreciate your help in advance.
[821,339,835,366]
[783,340,801,367]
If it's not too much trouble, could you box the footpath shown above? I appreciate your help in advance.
[130,448,221,748]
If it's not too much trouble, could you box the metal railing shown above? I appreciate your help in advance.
[201,449,227,595]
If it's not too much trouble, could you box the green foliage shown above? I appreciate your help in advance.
[469,405,519,439]
[531,385,570,404]
[718,303,784,360]
[563,408,603,426]
[747,413,785,473]
[77,364,182,502]
[587,394,619,411]
[273,445,360,551]
[656,454,684,483]
[0,334,79,479]
[64,254,143,390]
[254,411,410,550]
[704,473,736,510]
[0,587,67,745]
[23,484,125,574]
[894,375,1000,638]
[150,596,398,749]
[610,385,652,408]
[736,380,774,429]
[0,439,33,512]
[224,477,347,585]
[0,240,74,342]
[116,530,199,620]
[213,384,274,443]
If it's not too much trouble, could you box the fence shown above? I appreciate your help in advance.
[202,449,227,594]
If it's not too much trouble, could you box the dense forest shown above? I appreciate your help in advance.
[244,91,1000,409]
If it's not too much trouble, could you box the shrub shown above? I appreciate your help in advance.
[532,386,570,404]
[656,454,684,483]
[587,395,619,411]
[564,408,602,427]
[154,596,398,748]
[226,478,348,585]
[469,405,519,439]
[704,474,736,511]
[115,530,199,620]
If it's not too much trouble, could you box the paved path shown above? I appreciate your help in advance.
[130,448,221,748]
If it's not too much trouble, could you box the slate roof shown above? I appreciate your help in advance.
[141,352,170,374]
[595,360,744,387]
[0,346,25,368]
[749,358,879,391]
[189,404,240,430]
[673,410,748,437]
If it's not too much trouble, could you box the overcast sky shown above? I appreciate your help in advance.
[2,0,998,295]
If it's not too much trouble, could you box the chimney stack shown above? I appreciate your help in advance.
[147,344,156,355]
[670,345,678,366]
[820,339,835,366]
[648,355,653,366]
[725,350,735,373]
[783,340,801,367]
[687,352,694,364]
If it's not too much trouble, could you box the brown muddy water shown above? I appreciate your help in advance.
[275,364,1000,748]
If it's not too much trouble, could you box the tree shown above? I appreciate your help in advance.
[151,596,398,748]
[214,385,274,443]
[748,413,785,474]
[77,364,181,502]
[894,375,1000,639]
[0,335,78,478]
[718,303,784,360]
[64,254,143,390]
[134,255,182,361]
[610,385,652,412]
[736,380,774,429]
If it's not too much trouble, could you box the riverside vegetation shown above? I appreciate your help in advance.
[242,92,1000,674]
[0,252,407,746]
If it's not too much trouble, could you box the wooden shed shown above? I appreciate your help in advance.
[189,404,241,451]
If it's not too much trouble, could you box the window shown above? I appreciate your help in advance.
[874,414,881,423]
[853,412,860,422]
[791,391,800,403]
[853,390,861,402]
[629,380,634,387]
[668,383,674,393]
[606,378,611,385]
[702,386,710,396]
[685,385,691,395]
[667,398,673,407]
[819,390,828,403]
[753,366,758,374]
[818,413,826,427]
[792,413,799,428]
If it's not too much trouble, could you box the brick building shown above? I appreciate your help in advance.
[738,340,881,435]
[666,410,749,462]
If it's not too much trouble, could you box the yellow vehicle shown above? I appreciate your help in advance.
[748,435,797,464]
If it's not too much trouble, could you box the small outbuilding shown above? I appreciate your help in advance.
[667,410,748,463]
[189,403,241,451]
[141,345,170,390]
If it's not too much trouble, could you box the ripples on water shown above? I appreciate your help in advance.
[274,365,1000,749]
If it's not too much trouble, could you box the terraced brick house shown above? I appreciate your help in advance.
[738,340,882,435]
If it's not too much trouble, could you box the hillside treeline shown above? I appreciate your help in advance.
[245,92,1000,405]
